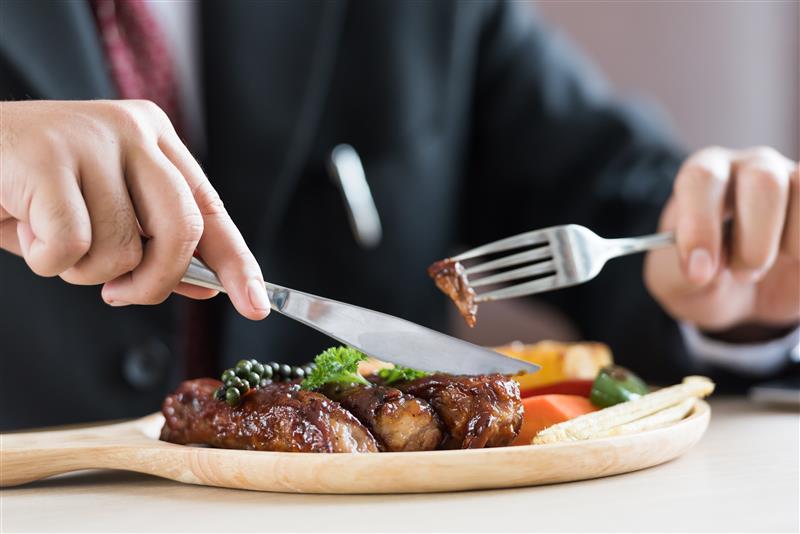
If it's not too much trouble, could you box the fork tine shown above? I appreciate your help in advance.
[475,275,559,302]
[465,246,552,275]
[452,229,550,262]
[470,260,556,288]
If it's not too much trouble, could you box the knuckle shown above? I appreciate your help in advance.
[176,209,204,244]
[38,127,70,160]
[102,100,169,144]
[115,239,143,274]
[55,219,92,259]
[131,99,173,132]
[92,202,142,275]
[231,247,256,270]
[748,145,782,163]
[105,101,150,143]
[696,145,728,159]
[681,212,716,235]
[57,238,91,266]
[675,163,723,194]
[193,183,226,218]
[743,167,784,195]
[133,99,163,116]
[102,99,137,121]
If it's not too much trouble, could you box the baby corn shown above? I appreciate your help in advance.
[533,376,714,444]
[595,397,696,437]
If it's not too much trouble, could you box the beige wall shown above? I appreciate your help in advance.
[536,0,799,159]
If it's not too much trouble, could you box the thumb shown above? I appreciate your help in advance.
[645,198,700,300]
[672,150,731,287]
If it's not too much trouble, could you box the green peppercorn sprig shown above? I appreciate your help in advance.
[214,358,316,406]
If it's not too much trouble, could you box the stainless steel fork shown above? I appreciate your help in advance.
[452,225,675,302]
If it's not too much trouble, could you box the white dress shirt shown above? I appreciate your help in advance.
[681,322,799,376]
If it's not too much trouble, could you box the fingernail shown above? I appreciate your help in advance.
[247,279,270,312]
[688,248,714,284]
[107,299,129,307]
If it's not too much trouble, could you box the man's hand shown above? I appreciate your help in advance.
[0,100,270,319]
[645,146,798,337]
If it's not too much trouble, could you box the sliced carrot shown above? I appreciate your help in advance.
[512,394,598,446]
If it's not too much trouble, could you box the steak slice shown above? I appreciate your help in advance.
[160,378,379,453]
[321,384,443,452]
[393,374,523,449]
[427,259,478,328]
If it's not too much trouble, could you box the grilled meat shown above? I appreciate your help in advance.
[160,378,379,453]
[393,374,523,449]
[321,384,443,452]
[427,258,478,327]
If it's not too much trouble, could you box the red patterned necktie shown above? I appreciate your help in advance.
[89,0,183,131]
[89,0,217,379]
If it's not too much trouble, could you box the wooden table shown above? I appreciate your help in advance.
[2,398,798,533]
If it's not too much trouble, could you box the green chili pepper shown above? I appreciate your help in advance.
[590,365,649,408]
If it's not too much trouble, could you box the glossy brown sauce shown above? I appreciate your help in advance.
[160,374,522,453]
[427,258,478,327]
[322,383,444,452]
[160,379,379,453]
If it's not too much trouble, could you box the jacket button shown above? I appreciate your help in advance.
[122,338,171,390]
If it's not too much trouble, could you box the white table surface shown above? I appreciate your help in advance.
[2,397,798,533]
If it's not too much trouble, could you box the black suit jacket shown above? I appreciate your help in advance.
[1,0,774,429]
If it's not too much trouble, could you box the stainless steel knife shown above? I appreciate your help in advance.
[182,257,539,375]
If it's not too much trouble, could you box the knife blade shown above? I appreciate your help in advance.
[183,258,539,375]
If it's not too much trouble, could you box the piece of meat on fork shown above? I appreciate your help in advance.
[160,378,379,453]
[321,383,444,452]
[391,374,523,449]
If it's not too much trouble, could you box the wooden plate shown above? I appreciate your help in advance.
[0,400,710,494]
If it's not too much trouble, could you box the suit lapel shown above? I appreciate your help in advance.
[201,0,348,243]
[0,0,114,99]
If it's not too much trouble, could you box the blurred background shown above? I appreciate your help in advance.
[450,0,800,345]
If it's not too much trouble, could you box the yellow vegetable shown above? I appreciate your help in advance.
[495,341,613,390]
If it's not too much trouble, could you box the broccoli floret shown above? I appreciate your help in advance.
[377,365,430,385]
[301,346,370,390]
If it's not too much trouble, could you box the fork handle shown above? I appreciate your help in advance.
[605,231,675,259]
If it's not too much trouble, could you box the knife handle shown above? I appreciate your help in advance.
[182,257,279,308]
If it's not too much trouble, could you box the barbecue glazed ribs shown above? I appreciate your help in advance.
[393,374,523,449]
[160,379,379,453]
[321,384,444,452]
[161,373,522,453]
